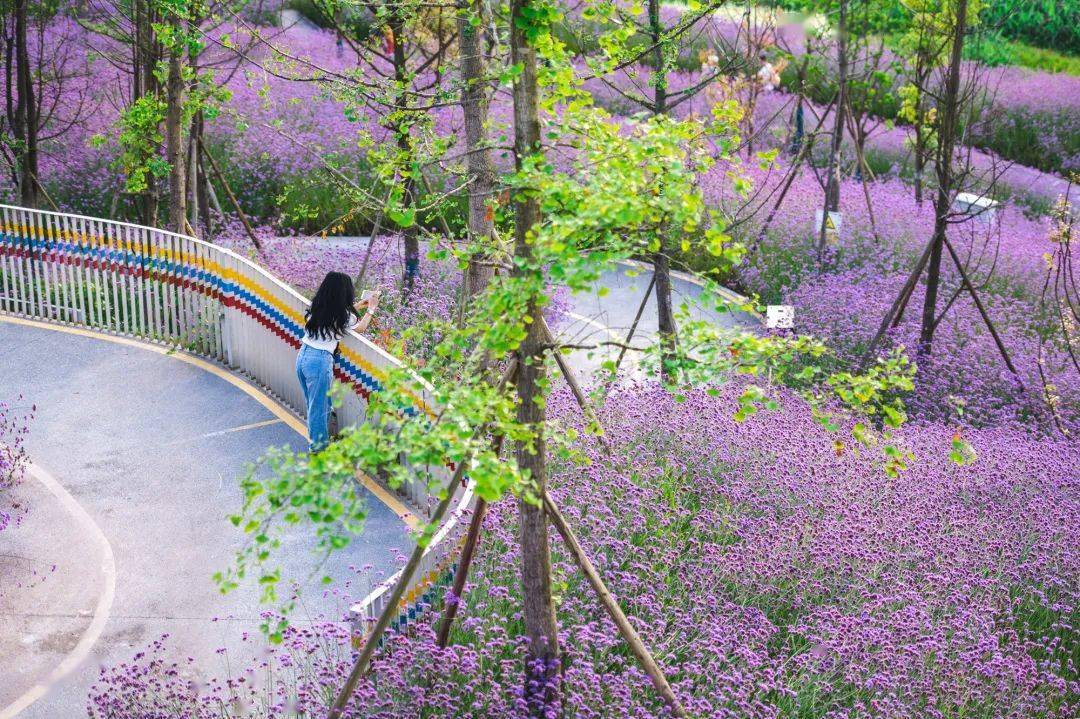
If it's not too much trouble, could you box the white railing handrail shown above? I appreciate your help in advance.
[0,203,470,637]
[0,203,426,387]
[352,481,475,612]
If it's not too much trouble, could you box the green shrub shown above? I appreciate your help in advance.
[1007,42,1080,75]
[777,51,901,122]
[966,34,1080,75]
[283,0,375,40]
[764,0,1080,55]
[963,30,1017,67]
[982,0,1080,56]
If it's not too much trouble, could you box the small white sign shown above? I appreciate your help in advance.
[954,192,999,225]
[766,304,794,329]
[814,209,842,235]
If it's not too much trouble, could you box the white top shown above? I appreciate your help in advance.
[301,315,358,352]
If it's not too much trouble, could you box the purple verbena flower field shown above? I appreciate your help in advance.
[2,1,1078,717]
[88,385,1079,717]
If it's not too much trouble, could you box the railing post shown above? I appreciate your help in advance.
[220,251,236,368]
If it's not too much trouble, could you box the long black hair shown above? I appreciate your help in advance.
[305,271,357,340]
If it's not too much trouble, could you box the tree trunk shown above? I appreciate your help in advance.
[510,1,560,712]
[390,16,420,293]
[918,0,969,352]
[790,56,809,155]
[818,0,847,258]
[653,246,676,374]
[165,17,186,234]
[648,0,677,376]
[195,114,212,233]
[187,117,200,233]
[133,0,160,226]
[186,24,206,235]
[911,72,928,204]
[458,0,496,303]
[13,0,37,208]
[792,98,804,154]
[918,226,944,348]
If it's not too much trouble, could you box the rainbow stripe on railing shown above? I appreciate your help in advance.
[0,217,432,417]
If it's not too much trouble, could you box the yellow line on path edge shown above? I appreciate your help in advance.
[0,314,419,530]
[0,462,117,719]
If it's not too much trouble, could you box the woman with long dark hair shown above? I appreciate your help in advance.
[296,271,379,450]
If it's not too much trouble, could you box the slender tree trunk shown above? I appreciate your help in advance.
[918,0,969,352]
[818,0,847,258]
[133,0,159,226]
[165,15,186,233]
[390,16,420,293]
[186,24,206,234]
[648,0,677,376]
[789,55,809,155]
[792,97,804,154]
[510,1,560,712]
[745,84,758,158]
[458,0,496,303]
[195,114,212,233]
[920,220,946,349]
[912,60,929,206]
[911,89,928,206]
[653,247,676,373]
[187,118,199,232]
[13,0,37,208]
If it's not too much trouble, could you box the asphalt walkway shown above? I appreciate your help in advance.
[0,317,411,718]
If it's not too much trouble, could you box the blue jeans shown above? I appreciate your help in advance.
[296,345,333,451]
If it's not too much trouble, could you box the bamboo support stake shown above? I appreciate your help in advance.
[538,315,612,456]
[329,359,518,716]
[942,236,1024,387]
[858,236,935,371]
[328,460,467,719]
[750,99,834,254]
[354,186,397,291]
[205,170,225,216]
[841,93,883,245]
[434,495,488,647]
[433,439,498,649]
[543,490,687,717]
[435,363,519,648]
[610,272,656,380]
[200,140,262,251]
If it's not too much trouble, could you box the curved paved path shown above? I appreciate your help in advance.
[0,317,411,718]
[315,236,757,376]
[559,261,755,377]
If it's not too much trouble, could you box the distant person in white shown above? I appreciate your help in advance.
[295,271,380,450]
[756,51,781,92]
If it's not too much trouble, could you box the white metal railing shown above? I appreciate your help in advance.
[0,203,473,637]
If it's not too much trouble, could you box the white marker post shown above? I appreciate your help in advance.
[814,210,842,245]
[766,304,794,330]
[954,192,999,225]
